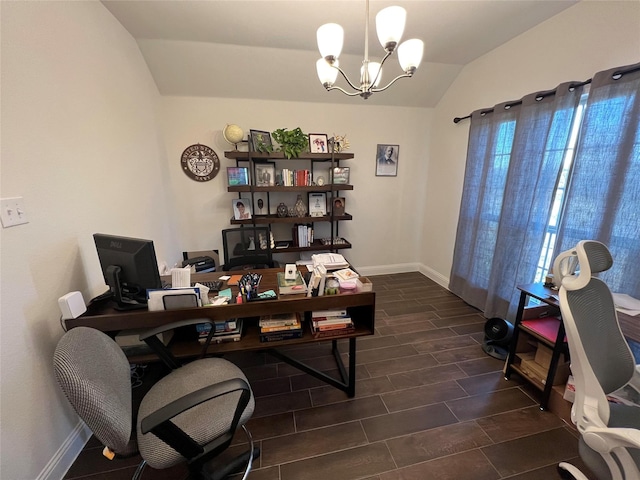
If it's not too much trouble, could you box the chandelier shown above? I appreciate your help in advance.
[316,0,424,100]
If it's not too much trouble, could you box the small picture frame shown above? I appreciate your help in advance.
[376,144,399,177]
[309,133,329,153]
[227,167,249,186]
[249,130,272,152]
[331,167,350,185]
[331,197,345,216]
[254,162,275,187]
[253,192,269,216]
[308,192,327,217]
[232,198,252,220]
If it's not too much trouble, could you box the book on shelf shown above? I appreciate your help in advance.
[277,271,308,295]
[310,322,356,339]
[259,329,303,342]
[259,312,299,327]
[197,319,243,344]
[311,309,348,318]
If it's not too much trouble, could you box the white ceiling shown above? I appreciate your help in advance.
[101,0,579,108]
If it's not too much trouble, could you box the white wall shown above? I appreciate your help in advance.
[422,0,640,284]
[159,97,432,274]
[0,2,180,478]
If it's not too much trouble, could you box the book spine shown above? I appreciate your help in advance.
[259,330,303,342]
[260,323,302,333]
[314,322,353,331]
[312,310,348,318]
[312,327,356,339]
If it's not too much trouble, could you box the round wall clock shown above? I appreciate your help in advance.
[180,144,220,182]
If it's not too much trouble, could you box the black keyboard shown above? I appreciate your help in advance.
[192,280,224,291]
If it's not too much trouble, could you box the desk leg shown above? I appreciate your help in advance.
[268,337,357,398]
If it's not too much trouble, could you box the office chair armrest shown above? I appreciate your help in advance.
[140,377,251,435]
[628,365,640,394]
[140,319,216,370]
[139,377,252,460]
[583,426,640,452]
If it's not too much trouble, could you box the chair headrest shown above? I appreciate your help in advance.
[552,240,613,291]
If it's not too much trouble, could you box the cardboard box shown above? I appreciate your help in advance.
[534,342,567,370]
[356,277,373,292]
[518,352,570,386]
[563,375,576,403]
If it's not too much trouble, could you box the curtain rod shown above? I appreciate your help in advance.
[454,64,640,124]
[452,79,592,124]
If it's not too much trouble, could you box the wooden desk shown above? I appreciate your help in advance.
[65,269,376,397]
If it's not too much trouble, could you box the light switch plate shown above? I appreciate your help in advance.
[1,197,29,228]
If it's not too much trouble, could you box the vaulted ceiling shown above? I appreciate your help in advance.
[102,0,578,108]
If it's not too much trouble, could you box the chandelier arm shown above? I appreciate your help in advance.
[371,72,413,93]
[326,85,363,97]
[369,50,393,88]
[332,65,363,92]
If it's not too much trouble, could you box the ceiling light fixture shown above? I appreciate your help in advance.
[316,0,424,100]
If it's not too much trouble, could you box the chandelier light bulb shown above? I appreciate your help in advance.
[317,23,344,63]
[361,62,382,88]
[376,6,406,52]
[398,39,424,74]
[316,58,339,86]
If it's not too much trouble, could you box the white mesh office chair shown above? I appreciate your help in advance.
[54,326,258,480]
[553,240,640,480]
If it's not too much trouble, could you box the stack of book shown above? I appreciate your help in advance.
[196,319,243,344]
[277,271,308,295]
[259,312,303,342]
[311,309,355,338]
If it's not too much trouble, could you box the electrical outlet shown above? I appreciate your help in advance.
[1,197,29,228]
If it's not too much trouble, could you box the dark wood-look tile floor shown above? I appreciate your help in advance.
[64,272,594,480]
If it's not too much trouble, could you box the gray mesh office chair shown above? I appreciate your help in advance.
[553,241,640,480]
[54,326,258,480]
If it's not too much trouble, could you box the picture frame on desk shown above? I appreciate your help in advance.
[308,192,327,217]
[227,166,249,186]
[232,198,252,220]
[254,162,275,187]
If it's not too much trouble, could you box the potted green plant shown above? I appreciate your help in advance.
[272,127,309,159]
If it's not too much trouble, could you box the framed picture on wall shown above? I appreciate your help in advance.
[376,144,399,176]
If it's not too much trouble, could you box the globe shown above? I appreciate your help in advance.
[223,124,244,146]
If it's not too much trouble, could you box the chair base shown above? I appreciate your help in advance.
[558,462,590,480]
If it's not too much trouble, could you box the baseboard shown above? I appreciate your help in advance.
[356,263,420,277]
[418,264,450,289]
[37,421,91,480]
[355,263,450,290]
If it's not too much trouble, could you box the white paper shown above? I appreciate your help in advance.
[171,267,191,288]
[612,293,640,316]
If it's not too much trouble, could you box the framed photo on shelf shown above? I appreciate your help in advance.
[331,197,345,216]
[249,129,272,152]
[253,192,269,216]
[254,162,275,187]
[376,144,399,177]
[309,133,329,153]
[232,198,252,220]
[227,166,249,186]
[308,192,327,217]
[331,167,350,184]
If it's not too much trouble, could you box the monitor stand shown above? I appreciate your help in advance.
[106,265,147,311]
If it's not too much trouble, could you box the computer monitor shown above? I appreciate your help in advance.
[93,233,162,310]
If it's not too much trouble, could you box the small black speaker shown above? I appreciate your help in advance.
[481,317,514,360]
